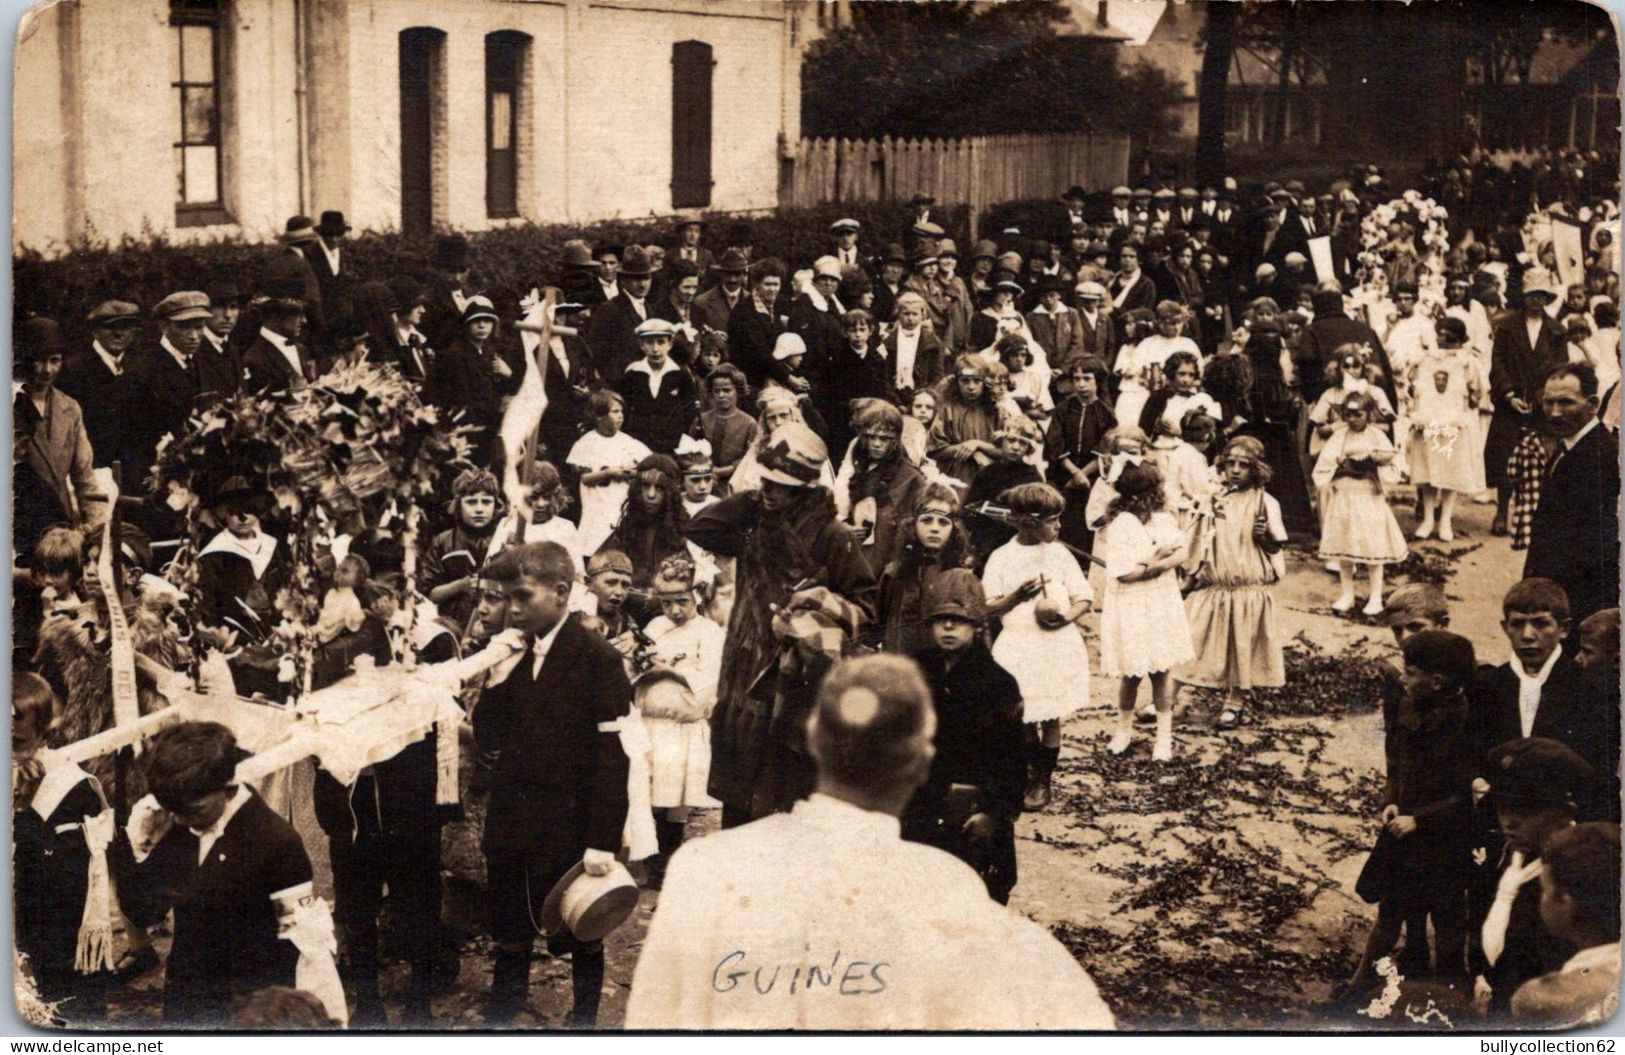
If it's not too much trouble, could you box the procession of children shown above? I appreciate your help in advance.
[12,158,1622,1031]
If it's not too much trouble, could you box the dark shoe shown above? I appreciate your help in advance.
[349,992,388,1030]
[484,949,531,1027]
[113,946,160,984]
[1490,514,1508,537]
[1023,775,1052,811]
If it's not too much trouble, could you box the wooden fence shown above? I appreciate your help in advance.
[786,132,1132,225]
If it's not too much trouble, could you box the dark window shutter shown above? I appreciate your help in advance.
[671,41,713,209]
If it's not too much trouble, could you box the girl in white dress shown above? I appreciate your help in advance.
[1100,458,1196,762]
[567,389,651,555]
[1405,317,1486,542]
[1115,302,1202,427]
[637,556,725,883]
[1313,391,1409,616]
[982,483,1093,809]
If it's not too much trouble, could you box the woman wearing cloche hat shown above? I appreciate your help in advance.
[685,419,877,828]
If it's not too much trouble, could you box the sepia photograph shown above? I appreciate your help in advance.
[7,0,1623,1035]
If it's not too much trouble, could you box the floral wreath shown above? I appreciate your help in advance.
[1354,189,1452,317]
[150,360,474,699]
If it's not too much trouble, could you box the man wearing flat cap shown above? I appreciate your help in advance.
[1105,185,1135,231]
[829,218,862,268]
[626,654,1115,1030]
[1469,737,1595,1013]
[134,292,211,468]
[59,300,144,473]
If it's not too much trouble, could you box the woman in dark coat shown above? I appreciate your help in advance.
[726,260,787,392]
[1238,321,1317,536]
[429,297,522,455]
[685,424,876,827]
[537,303,597,466]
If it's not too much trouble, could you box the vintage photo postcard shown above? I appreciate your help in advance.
[10,0,1621,1034]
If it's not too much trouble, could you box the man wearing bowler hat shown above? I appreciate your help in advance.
[1061,184,1089,231]
[59,300,144,473]
[475,541,632,1028]
[587,245,658,378]
[275,215,325,333]
[1469,737,1595,1014]
[424,233,475,349]
[302,211,353,350]
[625,653,1115,1029]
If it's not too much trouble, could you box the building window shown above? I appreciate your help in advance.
[671,41,714,209]
[171,0,229,225]
[486,32,530,219]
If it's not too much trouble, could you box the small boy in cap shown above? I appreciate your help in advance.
[619,316,700,455]
[1344,630,1479,996]
[902,569,1025,904]
[1510,822,1621,1026]
[1470,737,1595,1013]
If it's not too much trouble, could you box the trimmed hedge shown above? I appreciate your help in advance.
[978,198,1085,249]
[15,202,971,349]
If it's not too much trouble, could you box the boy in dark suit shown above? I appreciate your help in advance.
[476,542,633,1027]
[113,722,320,1026]
[1470,738,1593,1014]
[903,571,1024,904]
[1469,579,1616,810]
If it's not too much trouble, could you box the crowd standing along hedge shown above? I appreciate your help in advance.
[14,203,972,350]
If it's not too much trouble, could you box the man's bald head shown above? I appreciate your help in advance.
[808,655,936,804]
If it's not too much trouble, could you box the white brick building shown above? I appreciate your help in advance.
[14,0,803,255]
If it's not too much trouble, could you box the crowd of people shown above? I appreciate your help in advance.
[10,147,1622,1030]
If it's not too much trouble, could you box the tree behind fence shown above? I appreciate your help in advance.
[786,133,1131,229]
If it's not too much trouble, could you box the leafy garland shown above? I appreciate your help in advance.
[149,361,474,696]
